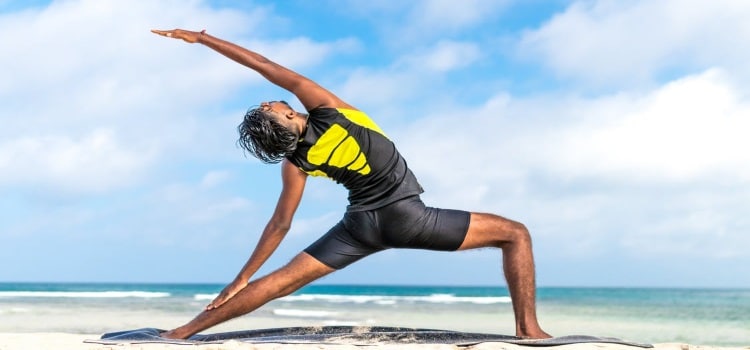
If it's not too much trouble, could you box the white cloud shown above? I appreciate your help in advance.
[330,0,510,45]
[200,170,232,189]
[518,0,750,85]
[4,0,748,286]
[0,0,356,194]
[400,68,750,190]
[2,200,97,239]
[246,37,362,70]
[0,128,153,193]
[189,196,252,224]
[142,174,255,246]
[396,68,750,258]
[397,41,482,72]
[409,0,511,33]
[619,192,748,259]
[549,69,750,182]
[336,40,482,113]
[288,211,341,237]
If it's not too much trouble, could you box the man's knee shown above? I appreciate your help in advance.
[490,216,530,247]
[509,221,531,243]
[464,213,532,249]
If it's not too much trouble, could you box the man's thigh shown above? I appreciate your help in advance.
[380,196,471,250]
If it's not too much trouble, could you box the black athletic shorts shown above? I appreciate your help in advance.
[304,195,471,269]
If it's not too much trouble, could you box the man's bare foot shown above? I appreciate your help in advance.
[517,328,553,339]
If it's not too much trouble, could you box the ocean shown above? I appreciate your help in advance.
[0,283,747,346]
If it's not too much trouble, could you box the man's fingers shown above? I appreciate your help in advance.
[206,301,223,310]
[150,29,175,38]
[204,282,246,310]
[205,295,228,310]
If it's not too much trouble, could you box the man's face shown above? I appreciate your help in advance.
[260,100,296,129]
[260,100,292,116]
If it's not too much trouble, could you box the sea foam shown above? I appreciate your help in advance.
[272,308,339,317]
[278,293,511,304]
[0,291,170,298]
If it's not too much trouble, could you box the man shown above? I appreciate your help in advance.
[151,28,551,340]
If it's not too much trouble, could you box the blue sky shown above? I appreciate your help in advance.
[1,0,748,288]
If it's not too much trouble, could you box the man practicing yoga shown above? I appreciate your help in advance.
[151,28,551,340]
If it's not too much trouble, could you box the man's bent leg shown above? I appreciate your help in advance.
[163,252,334,339]
[458,212,550,339]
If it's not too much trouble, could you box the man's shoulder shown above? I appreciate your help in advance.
[309,107,365,117]
[308,107,385,136]
[308,106,339,116]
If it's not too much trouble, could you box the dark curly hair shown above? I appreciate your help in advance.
[237,106,298,164]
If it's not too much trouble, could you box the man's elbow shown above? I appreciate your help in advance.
[268,219,292,233]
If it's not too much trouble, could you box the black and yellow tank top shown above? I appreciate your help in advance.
[286,107,423,211]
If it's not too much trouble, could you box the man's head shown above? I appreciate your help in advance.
[237,101,302,163]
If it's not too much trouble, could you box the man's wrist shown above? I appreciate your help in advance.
[197,29,207,44]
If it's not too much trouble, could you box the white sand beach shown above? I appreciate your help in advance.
[2,284,748,349]
[0,332,747,350]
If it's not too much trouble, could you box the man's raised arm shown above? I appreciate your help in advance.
[151,28,353,111]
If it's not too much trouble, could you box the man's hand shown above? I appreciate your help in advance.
[206,278,247,310]
[151,29,205,43]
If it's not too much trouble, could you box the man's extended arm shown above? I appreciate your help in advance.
[206,160,308,310]
[151,28,354,111]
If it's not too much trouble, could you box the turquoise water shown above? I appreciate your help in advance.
[0,283,748,346]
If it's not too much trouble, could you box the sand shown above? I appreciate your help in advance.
[0,333,746,350]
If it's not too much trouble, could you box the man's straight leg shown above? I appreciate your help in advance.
[163,252,334,339]
[457,212,551,339]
